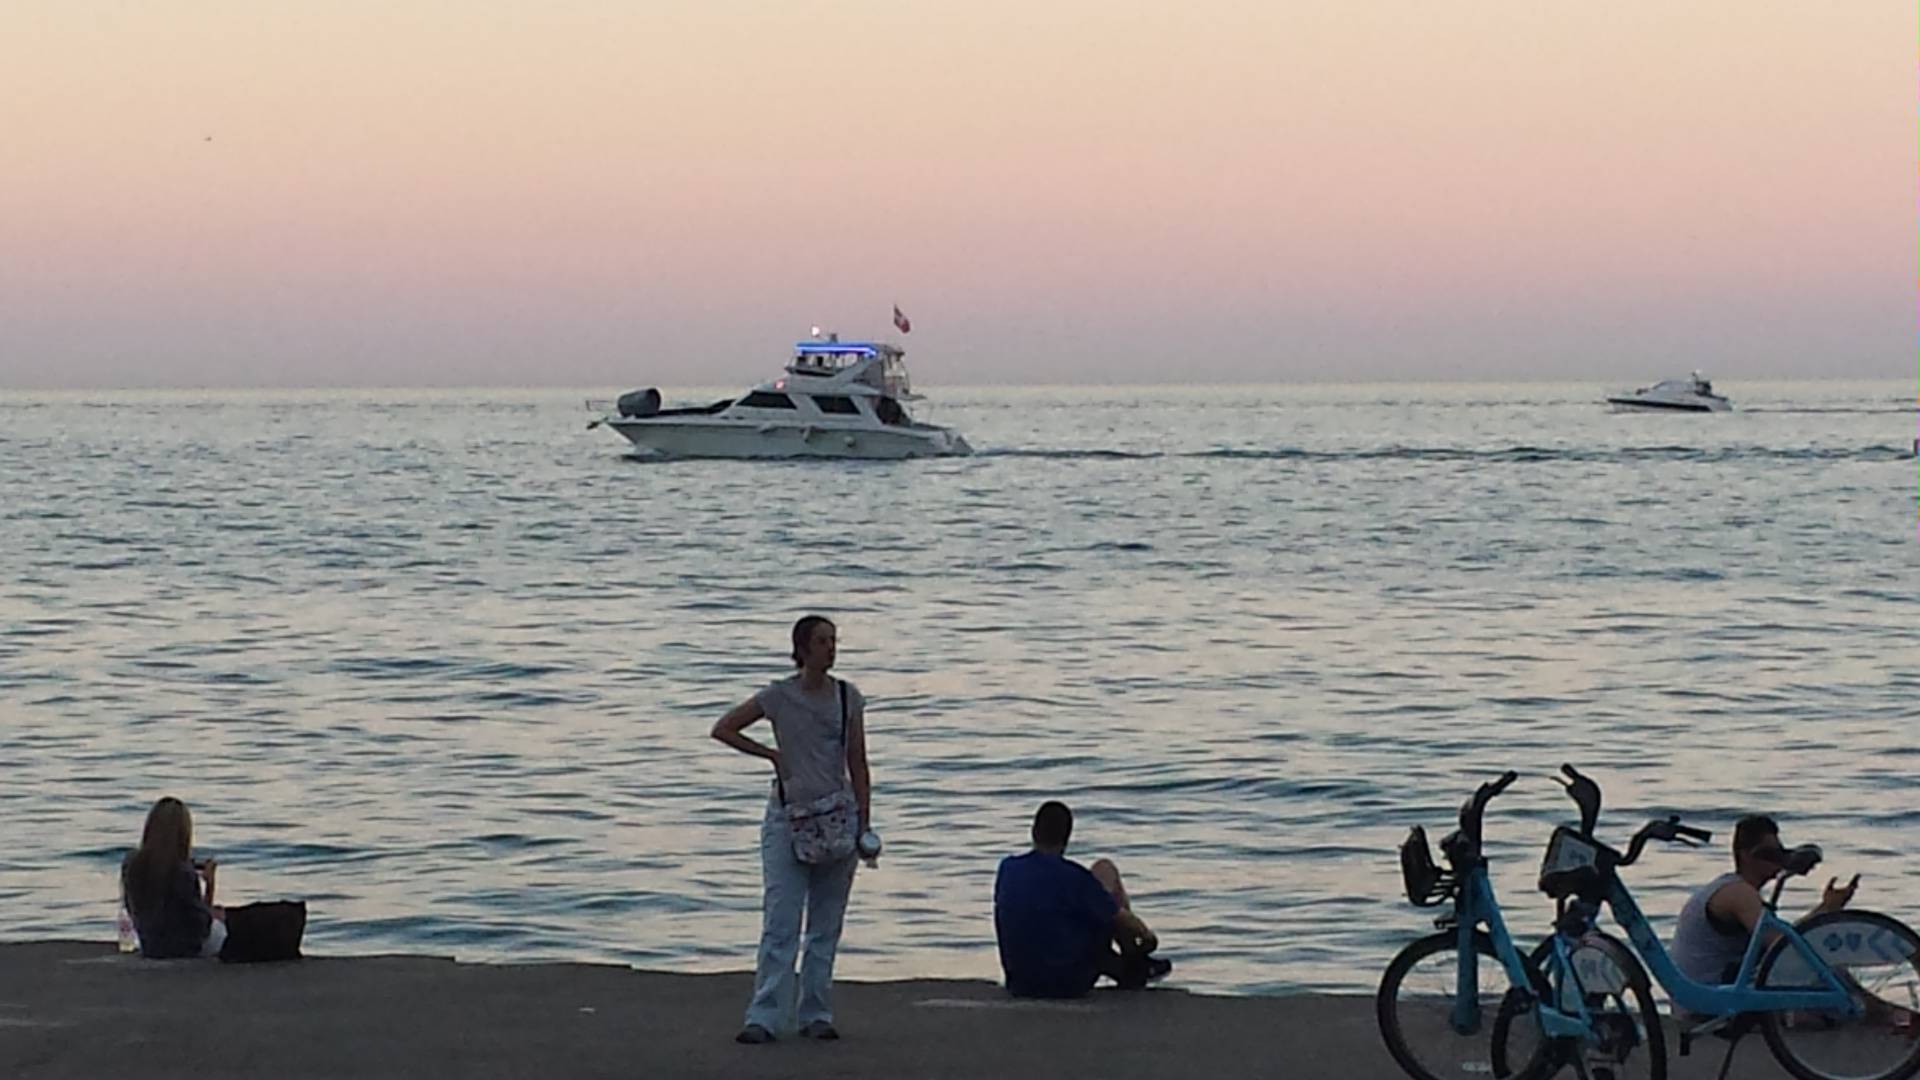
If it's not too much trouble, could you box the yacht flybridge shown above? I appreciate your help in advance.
[590,334,972,459]
[1605,371,1733,413]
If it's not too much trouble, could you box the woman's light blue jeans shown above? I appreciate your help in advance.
[744,793,858,1034]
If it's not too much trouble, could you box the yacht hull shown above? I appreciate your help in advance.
[607,419,971,459]
[1605,397,1730,413]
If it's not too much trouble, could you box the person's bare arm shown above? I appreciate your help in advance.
[1709,874,1860,948]
[1708,879,1771,942]
[846,694,871,829]
[711,697,779,773]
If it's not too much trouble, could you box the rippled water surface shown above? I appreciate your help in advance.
[2,382,1914,995]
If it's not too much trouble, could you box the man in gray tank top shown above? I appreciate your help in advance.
[1671,814,1859,989]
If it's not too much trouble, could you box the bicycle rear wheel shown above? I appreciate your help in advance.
[1377,930,1555,1080]
[1758,910,1920,1080]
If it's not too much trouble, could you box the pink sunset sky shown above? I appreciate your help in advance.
[0,1,1911,387]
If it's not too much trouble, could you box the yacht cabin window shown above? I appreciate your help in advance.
[812,395,860,414]
[739,391,798,410]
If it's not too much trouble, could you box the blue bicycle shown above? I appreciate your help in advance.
[1493,766,1920,1080]
[1377,771,1563,1080]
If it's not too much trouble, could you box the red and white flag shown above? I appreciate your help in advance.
[892,304,912,334]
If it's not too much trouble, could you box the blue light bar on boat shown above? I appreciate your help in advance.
[793,342,880,356]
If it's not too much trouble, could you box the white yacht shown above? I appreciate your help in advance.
[590,335,972,459]
[1605,371,1732,413]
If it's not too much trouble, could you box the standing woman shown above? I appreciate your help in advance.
[711,615,871,1044]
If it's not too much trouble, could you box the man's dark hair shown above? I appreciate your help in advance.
[1732,814,1779,863]
[1032,801,1073,849]
[790,615,834,667]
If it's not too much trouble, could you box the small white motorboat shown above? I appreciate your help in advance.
[589,333,972,459]
[1605,371,1732,413]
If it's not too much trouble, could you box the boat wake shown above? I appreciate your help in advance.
[981,445,1912,463]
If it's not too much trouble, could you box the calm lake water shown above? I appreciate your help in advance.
[1,381,1914,994]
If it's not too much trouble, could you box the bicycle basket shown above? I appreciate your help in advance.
[1400,826,1453,906]
[1538,826,1604,900]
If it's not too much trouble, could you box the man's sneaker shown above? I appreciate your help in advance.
[801,1020,840,1040]
[735,1025,776,1044]
[1114,952,1172,990]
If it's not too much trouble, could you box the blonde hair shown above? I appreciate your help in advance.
[122,797,193,915]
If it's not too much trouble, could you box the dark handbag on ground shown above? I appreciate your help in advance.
[777,679,859,865]
[218,900,307,963]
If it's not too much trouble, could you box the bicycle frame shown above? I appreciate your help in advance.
[1606,875,1860,1017]
[1535,872,1860,1032]
[1450,864,1594,1039]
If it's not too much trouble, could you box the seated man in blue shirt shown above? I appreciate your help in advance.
[993,800,1171,998]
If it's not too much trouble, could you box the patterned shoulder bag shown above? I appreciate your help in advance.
[778,679,859,865]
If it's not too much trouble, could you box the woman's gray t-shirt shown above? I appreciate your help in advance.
[756,675,864,805]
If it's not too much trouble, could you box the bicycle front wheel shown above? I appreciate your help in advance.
[1495,931,1666,1080]
[1377,930,1554,1080]
[1758,909,1920,1080]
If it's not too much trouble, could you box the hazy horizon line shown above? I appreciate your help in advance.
[4,374,1913,394]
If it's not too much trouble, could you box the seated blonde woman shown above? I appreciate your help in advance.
[121,797,225,959]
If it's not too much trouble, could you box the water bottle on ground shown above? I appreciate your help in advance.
[116,905,137,954]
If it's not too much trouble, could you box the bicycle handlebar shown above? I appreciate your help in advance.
[1458,770,1519,847]
[1620,815,1714,867]
[1557,763,1602,837]
[1557,764,1715,856]
[1487,770,1519,799]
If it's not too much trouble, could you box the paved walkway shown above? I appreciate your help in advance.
[0,942,1798,1078]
